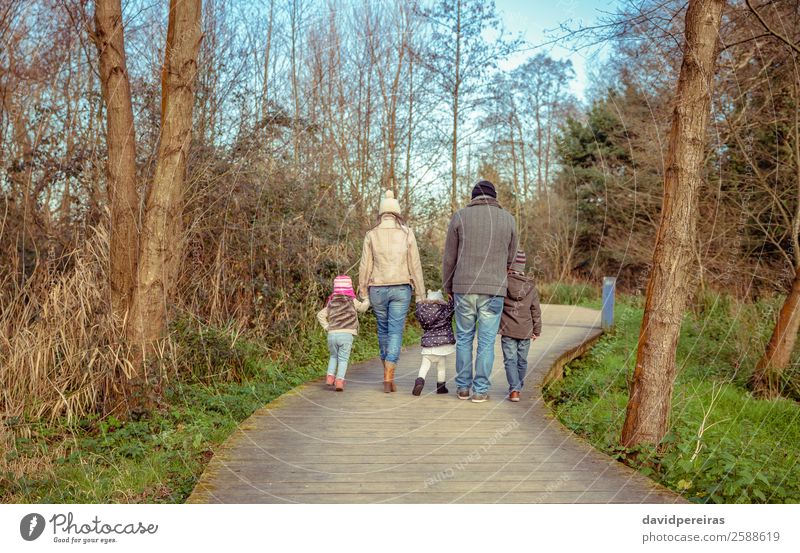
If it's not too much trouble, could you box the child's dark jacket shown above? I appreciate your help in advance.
[415,298,455,348]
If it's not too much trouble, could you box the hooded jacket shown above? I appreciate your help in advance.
[415,297,456,348]
[499,272,542,340]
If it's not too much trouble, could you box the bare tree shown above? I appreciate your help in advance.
[420,0,520,212]
[126,0,203,414]
[92,0,139,321]
[621,0,725,448]
[739,0,800,397]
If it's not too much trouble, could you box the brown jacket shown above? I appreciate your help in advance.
[358,215,425,300]
[499,272,542,340]
[317,295,370,335]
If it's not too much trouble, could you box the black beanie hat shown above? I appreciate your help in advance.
[472,180,497,199]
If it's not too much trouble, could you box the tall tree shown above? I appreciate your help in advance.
[621,0,725,447]
[420,0,519,212]
[741,0,800,397]
[92,0,139,320]
[126,0,203,414]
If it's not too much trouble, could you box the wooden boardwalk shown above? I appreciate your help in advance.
[187,305,684,503]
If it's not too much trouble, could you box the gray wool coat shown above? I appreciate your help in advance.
[442,196,517,297]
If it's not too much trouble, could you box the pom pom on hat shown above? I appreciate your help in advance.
[379,189,402,216]
[510,249,527,273]
[426,289,445,302]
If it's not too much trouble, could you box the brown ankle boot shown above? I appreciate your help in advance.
[385,361,397,392]
[383,360,392,393]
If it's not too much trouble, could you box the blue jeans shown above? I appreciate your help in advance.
[454,294,504,395]
[501,335,531,393]
[368,284,412,363]
[327,332,354,379]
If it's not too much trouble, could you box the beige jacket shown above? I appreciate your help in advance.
[358,215,426,300]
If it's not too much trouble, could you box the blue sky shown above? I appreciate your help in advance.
[493,0,613,101]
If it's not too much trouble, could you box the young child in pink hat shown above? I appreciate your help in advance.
[317,275,370,391]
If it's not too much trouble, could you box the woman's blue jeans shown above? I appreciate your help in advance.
[368,284,412,363]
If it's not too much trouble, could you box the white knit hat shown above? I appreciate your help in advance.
[378,189,401,216]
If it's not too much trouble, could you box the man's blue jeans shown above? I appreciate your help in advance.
[454,293,504,395]
[369,284,412,363]
[501,335,531,393]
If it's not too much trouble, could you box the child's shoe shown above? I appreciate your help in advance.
[436,381,449,394]
[335,378,345,391]
[326,374,335,386]
[412,377,425,396]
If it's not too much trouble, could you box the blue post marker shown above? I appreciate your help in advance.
[602,277,616,331]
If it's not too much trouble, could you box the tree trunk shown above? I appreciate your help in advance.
[93,0,140,323]
[404,47,413,205]
[450,0,461,214]
[126,0,203,415]
[751,74,800,398]
[752,269,800,397]
[260,0,275,134]
[290,0,300,165]
[620,0,724,448]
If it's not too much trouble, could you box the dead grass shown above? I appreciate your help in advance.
[0,225,128,425]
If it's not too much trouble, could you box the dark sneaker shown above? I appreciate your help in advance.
[412,377,425,396]
[471,393,489,403]
[436,381,449,394]
[508,391,520,402]
[457,388,470,400]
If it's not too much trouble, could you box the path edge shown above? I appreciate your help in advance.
[535,323,686,503]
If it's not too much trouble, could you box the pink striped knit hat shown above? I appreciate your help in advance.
[332,275,356,298]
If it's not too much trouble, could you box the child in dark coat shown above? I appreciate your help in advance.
[412,290,455,396]
[499,251,542,402]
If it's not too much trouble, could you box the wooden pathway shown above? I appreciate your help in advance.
[187,305,683,503]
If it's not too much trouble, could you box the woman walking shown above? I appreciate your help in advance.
[358,190,425,392]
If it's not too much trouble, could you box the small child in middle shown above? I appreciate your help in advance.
[412,289,455,396]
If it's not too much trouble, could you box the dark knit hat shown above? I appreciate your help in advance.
[511,249,526,273]
[471,180,497,199]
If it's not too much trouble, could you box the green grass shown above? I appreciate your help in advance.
[543,287,800,503]
[2,315,421,503]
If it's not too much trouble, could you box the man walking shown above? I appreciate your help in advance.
[442,180,517,402]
